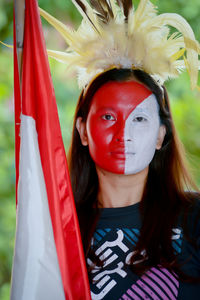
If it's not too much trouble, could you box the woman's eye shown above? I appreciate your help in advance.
[133,116,147,122]
[101,114,115,121]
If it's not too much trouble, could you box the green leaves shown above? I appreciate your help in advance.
[168,72,200,185]
[0,1,199,299]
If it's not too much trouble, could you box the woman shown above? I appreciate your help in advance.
[39,0,200,298]
[68,68,200,299]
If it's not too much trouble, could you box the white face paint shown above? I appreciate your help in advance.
[124,94,160,174]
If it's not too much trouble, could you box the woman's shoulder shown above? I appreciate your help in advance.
[179,191,200,238]
[184,191,200,213]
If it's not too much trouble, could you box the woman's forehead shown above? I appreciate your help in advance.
[91,81,152,110]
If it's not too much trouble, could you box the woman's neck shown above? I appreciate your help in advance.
[96,166,148,208]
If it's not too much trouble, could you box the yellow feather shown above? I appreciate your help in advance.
[70,0,100,33]
[0,41,13,49]
[47,49,75,63]
[170,48,186,62]
[134,0,157,24]
[147,13,199,89]
[184,37,200,53]
[134,0,149,21]
[128,0,157,36]
[109,0,120,18]
[39,8,76,47]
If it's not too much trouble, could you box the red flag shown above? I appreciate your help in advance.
[11,1,91,299]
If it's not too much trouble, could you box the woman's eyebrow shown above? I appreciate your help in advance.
[95,106,116,111]
[132,107,148,113]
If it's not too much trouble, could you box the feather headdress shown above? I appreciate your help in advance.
[39,0,200,89]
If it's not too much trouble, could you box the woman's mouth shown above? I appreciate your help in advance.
[110,151,135,159]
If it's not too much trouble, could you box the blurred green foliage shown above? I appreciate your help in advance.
[0,0,200,299]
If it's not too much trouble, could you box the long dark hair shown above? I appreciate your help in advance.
[68,68,200,281]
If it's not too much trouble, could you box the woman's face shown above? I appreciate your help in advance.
[77,81,166,175]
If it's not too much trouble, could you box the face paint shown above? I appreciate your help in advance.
[86,81,161,174]
[124,94,160,174]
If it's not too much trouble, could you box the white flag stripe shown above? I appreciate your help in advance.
[11,114,65,300]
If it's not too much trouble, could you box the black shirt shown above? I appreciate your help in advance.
[88,201,200,299]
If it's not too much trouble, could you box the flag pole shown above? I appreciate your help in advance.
[13,0,25,205]
[14,0,25,83]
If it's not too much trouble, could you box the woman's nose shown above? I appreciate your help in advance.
[114,121,133,142]
[114,122,125,142]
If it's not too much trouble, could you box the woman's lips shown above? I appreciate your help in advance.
[110,151,135,159]
[111,151,125,159]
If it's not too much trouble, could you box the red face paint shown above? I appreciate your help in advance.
[86,81,152,174]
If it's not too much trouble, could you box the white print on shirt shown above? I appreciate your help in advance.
[172,228,181,240]
[88,230,128,299]
[88,228,182,300]
[95,230,129,255]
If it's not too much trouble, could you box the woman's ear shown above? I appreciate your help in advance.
[76,117,88,146]
[156,125,166,150]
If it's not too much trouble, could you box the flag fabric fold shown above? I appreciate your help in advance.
[11,1,91,299]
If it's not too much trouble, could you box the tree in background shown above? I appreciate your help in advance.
[0,1,199,299]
